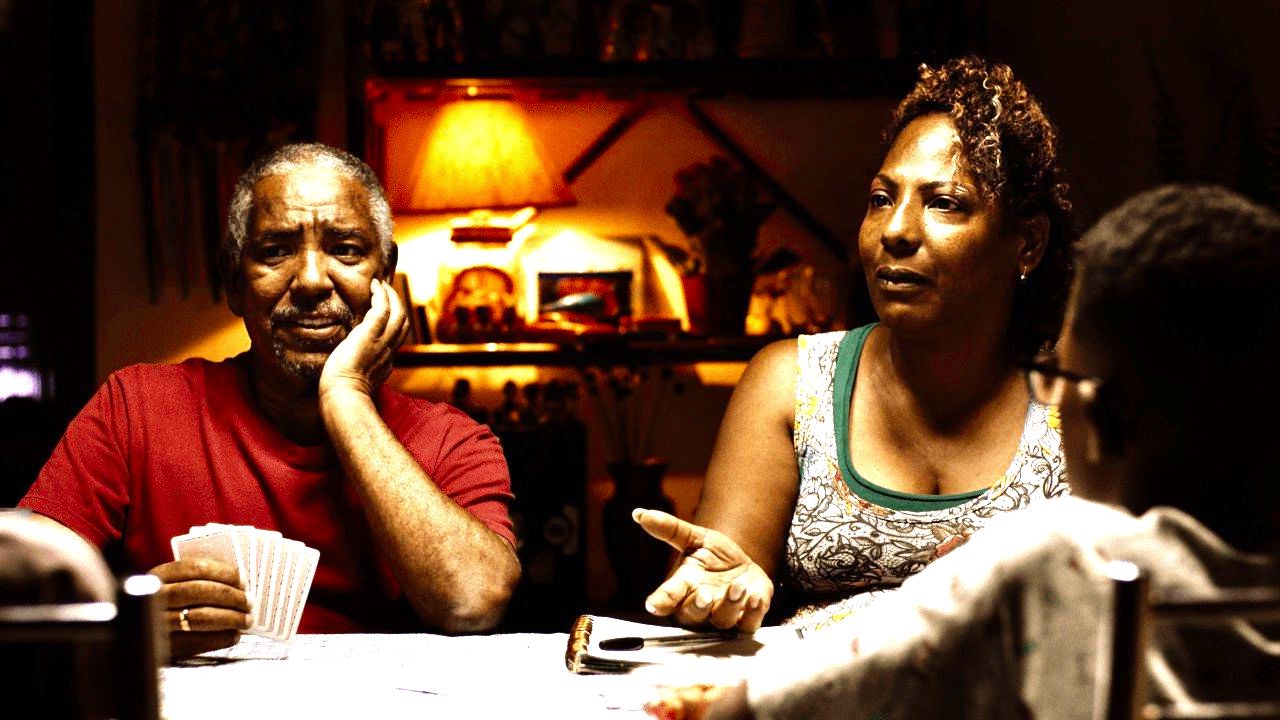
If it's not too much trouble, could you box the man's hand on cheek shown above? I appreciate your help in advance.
[319,278,410,401]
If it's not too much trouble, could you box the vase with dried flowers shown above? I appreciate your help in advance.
[665,156,775,336]
[580,365,685,605]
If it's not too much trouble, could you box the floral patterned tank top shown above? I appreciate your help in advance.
[783,326,1069,628]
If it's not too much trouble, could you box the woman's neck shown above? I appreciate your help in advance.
[875,320,1022,428]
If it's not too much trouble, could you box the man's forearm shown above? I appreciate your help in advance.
[320,389,519,632]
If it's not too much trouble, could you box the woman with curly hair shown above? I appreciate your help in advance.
[647,184,1280,720]
[633,56,1078,631]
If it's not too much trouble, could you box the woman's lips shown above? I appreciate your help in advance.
[874,266,930,289]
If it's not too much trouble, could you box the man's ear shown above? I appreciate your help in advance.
[1016,213,1050,276]
[218,249,245,317]
[380,242,398,282]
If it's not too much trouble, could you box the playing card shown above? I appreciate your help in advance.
[251,529,282,615]
[281,546,320,642]
[199,524,259,602]
[169,525,318,645]
[171,529,244,581]
[256,532,289,638]
[266,539,300,641]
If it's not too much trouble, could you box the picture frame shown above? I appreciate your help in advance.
[537,271,634,325]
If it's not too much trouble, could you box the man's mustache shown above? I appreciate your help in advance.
[270,303,356,328]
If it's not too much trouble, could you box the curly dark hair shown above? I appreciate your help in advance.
[879,56,1078,356]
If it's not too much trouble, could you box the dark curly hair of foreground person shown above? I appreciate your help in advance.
[881,56,1078,356]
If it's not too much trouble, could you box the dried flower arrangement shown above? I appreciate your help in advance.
[665,156,775,275]
[664,156,776,336]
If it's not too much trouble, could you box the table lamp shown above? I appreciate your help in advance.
[406,86,575,341]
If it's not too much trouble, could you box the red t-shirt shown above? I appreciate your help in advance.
[20,355,515,633]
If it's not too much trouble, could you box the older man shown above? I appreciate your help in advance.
[20,143,520,657]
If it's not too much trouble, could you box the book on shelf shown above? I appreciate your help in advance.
[392,272,427,344]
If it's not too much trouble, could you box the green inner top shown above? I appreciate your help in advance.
[832,324,990,512]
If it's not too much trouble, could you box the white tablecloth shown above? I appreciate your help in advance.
[161,633,657,719]
[161,617,814,719]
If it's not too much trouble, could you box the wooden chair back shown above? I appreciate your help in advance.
[1105,561,1280,720]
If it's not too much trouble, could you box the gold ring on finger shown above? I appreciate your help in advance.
[179,608,192,632]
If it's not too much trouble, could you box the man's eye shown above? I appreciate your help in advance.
[258,245,290,260]
[332,244,364,259]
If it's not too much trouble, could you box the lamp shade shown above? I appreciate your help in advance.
[406,98,575,214]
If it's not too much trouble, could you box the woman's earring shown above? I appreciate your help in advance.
[1018,268,1028,283]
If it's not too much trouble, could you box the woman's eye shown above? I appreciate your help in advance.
[332,244,364,259]
[869,192,892,209]
[929,196,961,212]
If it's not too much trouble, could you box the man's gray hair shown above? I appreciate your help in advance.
[221,143,394,277]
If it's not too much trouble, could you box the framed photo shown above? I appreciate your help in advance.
[537,271,633,325]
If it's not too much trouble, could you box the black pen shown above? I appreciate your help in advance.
[599,629,739,651]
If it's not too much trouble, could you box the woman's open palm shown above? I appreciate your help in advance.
[633,508,773,631]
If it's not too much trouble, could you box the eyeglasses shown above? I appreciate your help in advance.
[1022,352,1104,406]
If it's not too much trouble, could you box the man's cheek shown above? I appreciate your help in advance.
[352,298,374,325]
[351,304,369,326]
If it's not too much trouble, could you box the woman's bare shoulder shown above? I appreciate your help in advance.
[735,338,800,421]
[742,338,800,383]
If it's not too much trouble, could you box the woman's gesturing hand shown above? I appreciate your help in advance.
[632,508,773,631]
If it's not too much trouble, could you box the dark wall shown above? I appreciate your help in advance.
[1,0,1277,505]
[0,0,95,502]
[987,0,1280,225]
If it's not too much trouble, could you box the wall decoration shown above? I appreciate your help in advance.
[538,271,634,325]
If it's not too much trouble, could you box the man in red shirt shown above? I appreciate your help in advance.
[21,143,520,657]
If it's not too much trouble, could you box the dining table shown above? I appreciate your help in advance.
[161,632,654,718]
[158,618,805,719]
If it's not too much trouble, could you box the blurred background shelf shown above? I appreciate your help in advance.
[370,58,919,98]
[396,336,772,367]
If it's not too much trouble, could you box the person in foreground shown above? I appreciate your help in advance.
[0,510,113,604]
[636,55,1077,632]
[20,143,520,657]
[0,510,118,711]
[647,185,1280,719]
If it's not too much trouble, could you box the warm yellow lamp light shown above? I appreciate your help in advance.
[407,93,574,241]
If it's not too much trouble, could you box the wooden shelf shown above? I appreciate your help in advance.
[395,336,773,368]
[369,58,918,98]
